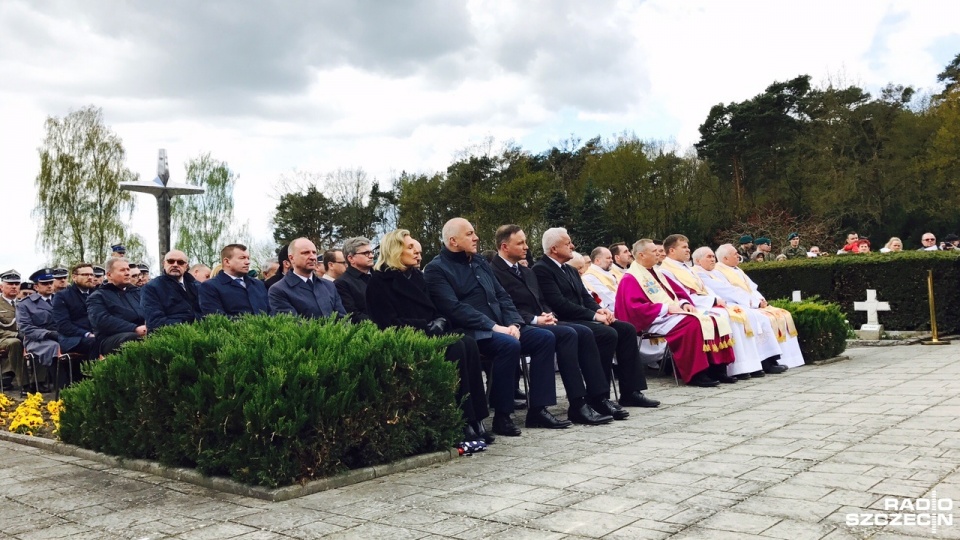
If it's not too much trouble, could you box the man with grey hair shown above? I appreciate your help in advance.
[87,257,147,355]
[424,218,570,436]
[534,228,659,408]
[189,264,211,283]
[698,244,803,370]
[335,237,375,322]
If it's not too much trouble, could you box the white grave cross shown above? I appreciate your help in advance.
[854,289,890,326]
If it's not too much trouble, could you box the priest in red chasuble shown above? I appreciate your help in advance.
[615,238,733,387]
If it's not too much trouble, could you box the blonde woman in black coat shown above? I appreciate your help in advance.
[366,229,493,444]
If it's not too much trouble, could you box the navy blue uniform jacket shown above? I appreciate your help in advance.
[422,247,524,341]
[141,273,202,330]
[199,272,269,317]
[268,271,347,318]
[52,285,93,352]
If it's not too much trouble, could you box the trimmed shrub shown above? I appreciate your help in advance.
[743,251,960,332]
[769,299,848,362]
[58,315,462,488]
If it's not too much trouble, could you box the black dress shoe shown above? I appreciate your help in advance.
[764,364,788,374]
[525,407,572,429]
[750,370,766,378]
[690,372,720,387]
[735,373,752,381]
[568,403,613,425]
[463,423,480,442]
[515,388,527,400]
[514,399,528,410]
[472,420,495,444]
[619,391,661,408]
[592,398,630,420]
[492,415,522,436]
[717,374,738,384]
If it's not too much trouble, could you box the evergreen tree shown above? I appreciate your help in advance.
[571,183,609,252]
[543,190,573,228]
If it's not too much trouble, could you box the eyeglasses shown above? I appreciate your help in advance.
[922,238,935,242]
[166,259,188,265]
[354,250,375,257]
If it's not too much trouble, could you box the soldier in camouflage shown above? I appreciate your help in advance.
[781,233,807,260]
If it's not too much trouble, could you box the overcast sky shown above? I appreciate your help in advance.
[2,0,958,274]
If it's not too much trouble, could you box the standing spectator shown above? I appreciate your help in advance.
[856,239,871,253]
[808,246,821,257]
[141,250,202,330]
[880,237,903,253]
[919,232,939,251]
[838,232,860,254]
[940,234,959,251]
[752,237,772,261]
[737,235,754,263]
[780,233,806,259]
[335,237,375,322]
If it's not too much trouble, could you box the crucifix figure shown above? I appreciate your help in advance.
[120,150,205,262]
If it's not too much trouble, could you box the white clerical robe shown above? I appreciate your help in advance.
[582,264,618,311]
[705,264,805,368]
[661,260,762,376]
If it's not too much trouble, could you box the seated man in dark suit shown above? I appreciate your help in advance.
[87,258,146,355]
[141,250,202,330]
[534,228,659,409]
[199,244,269,317]
[491,224,623,425]
[335,236,374,322]
[269,237,347,318]
[424,217,569,437]
[52,263,98,357]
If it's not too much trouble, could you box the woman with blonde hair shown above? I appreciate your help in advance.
[366,229,492,445]
[881,237,903,253]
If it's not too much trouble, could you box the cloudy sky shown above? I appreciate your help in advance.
[2,0,958,273]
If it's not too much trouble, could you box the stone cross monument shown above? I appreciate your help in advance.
[853,289,891,340]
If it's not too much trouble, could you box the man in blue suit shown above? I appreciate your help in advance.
[199,244,269,317]
[269,238,347,318]
[52,263,98,357]
[141,250,202,330]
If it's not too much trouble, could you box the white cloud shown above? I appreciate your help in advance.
[1,0,958,273]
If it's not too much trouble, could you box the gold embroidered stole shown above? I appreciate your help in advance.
[584,265,618,293]
[692,266,754,337]
[660,259,733,338]
[625,262,716,341]
[715,263,797,341]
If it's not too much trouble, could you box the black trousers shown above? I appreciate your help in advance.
[578,320,648,395]
[99,332,140,356]
[446,336,489,423]
[534,322,609,402]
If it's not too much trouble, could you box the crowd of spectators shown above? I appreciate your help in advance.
[733,231,959,263]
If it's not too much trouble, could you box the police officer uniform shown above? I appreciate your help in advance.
[15,269,60,389]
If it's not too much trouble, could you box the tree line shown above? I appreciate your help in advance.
[35,54,960,266]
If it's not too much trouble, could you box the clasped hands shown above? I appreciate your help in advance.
[667,303,697,314]
[593,308,615,325]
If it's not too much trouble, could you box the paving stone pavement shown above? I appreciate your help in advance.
[2,343,960,539]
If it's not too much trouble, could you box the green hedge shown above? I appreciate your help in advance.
[743,251,960,333]
[769,298,849,362]
[58,315,462,488]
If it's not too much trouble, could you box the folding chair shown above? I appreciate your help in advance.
[20,352,43,397]
[53,352,85,400]
[640,332,680,387]
[481,354,531,410]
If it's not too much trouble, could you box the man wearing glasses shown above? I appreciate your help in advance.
[919,233,940,251]
[52,263,99,358]
[321,249,347,282]
[335,237,375,322]
[141,250,202,330]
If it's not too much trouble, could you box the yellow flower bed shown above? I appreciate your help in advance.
[1,393,64,437]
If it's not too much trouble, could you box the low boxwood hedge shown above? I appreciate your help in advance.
[58,314,462,488]
[744,251,960,333]
[769,298,849,362]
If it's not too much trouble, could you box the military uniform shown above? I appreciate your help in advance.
[1,270,26,387]
[781,246,807,259]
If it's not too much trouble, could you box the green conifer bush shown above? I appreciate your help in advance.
[58,315,462,488]
[769,298,848,362]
